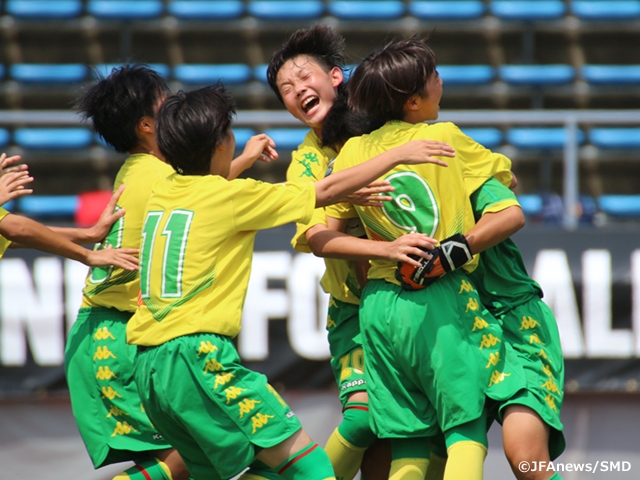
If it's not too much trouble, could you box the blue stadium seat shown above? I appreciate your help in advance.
[0,128,9,147]
[167,0,244,19]
[13,128,93,150]
[247,0,324,20]
[93,63,170,78]
[233,128,257,149]
[263,129,307,150]
[438,65,495,86]
[597,195,640,218]
[409,0,485,20]
[490,0,566,20]
[461,128,503,149]
[516,194,543,216]
[582,65,640,85]
[589,128,640,149]
[571,1,640,20]
[87,0,164,20]
[3,200,15,212]
[174,64,252,85]
[507,127,585,149]
[254,64,268,83]
[18,195,79,218]
[342,64,357,82]
[328,0,405,20]
[499,65,575,86]
[5,0,83,19]
[10,64,87,84]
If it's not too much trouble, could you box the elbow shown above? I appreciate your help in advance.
[511,208,526,234]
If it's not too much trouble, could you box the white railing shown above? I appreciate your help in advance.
[1,109,640,230]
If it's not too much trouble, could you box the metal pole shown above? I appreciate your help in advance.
[563,116,579,230]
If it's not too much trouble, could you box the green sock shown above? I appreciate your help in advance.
[237,460,281,480]
[275,442,335,480]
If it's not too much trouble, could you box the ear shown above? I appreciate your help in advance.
[137,116,155,134]
[405,95,420,112]
[330,66,344,89]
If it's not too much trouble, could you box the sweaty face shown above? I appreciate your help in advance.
[276,55,343,132]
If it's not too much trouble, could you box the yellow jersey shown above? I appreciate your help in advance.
[126,174,316,346]
[287,130,362,305]
[326,121,513,284]
[81,154,174,312]
[0,207,11,258]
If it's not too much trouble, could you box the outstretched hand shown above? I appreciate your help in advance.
[345,180,395,207]
[228,133,279,179]
[86,245,139,271]
[0,153,28,175]
[89,185,126,242]
[0,170,33,205]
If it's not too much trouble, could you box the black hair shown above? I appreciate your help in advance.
[348,36,436,123]
[321,88,383,151]
[267,24,346,103]
[156,84,236,176]
[76,64,170,153]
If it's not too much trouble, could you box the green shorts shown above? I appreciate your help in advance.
[327,297,367,405]
[360,273,526,439]
[134,333,302,480]
[497,298,566,460]
[64,307,171,468]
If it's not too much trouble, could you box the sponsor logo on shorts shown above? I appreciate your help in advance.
[106,406,128,418]
[96,366,117,380]
[213,372,234,390]
[93,327,116,341]
[341,379,366,390]
[472,316,489,331]
[111,421,138,437]
[542,378,560,393]
[224,386,246,404]
[101,386,122,400]
[459,279,474,293]
[465,297,480,312]
[153,433,164,440]
[485,352,500,368]
[251,413,275,434]
[479,333,501,349]
[545,394,559,413]
[519,316,541,330]
[529,333,545,345]
[286,411,296,418]
[197,341,218,356]
[238,398,262,419]
[93,345,117,360]
[488,370,511,387]
[203,358,223,373]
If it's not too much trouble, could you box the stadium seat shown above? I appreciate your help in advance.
[409,0,485,20]
[92,63,170,78]
[571,1,640,20]
[507,127,585,149]
[9,64,88,84]
[589,128,640,149]
[582,65,640,85]
[499,65,575,86]
[18,195,79,218]
[87,0,164,20]
[13,128,93,150]
[233,128,257,149]
[253,64,269,83]
[328,0,405,20]
[461,128,503,149]
[247,0,324,20]
[438,65,495,86]
[5,0,83,19]
[0,128,9,148]
[174,64,252,85]
[490,0,566,20]
[263,129,307,150]
[516,194,543,216]
[597,195,640,218]
[167,0,244,20]
[342,64,357,82]
[2,200,15,212]
[75,190,112,227]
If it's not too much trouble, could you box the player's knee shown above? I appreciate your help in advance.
[338,403,376,448]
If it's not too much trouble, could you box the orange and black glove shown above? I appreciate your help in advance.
[395,233,473,290]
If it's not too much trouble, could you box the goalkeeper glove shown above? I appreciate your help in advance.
[395,233,473,290]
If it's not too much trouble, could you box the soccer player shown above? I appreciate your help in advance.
[64,64,191,480]
[325,36,529,480]
[125,84,452,480]
[266,25,453,480]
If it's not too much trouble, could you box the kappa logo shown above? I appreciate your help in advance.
[479,333,502,349]
[197,341,218,356]
[488,370,511,387]
[111,421,138,437]
[267,384,287,408]
[536,349,549,360]
[238,398,262,418]
[96,366,117,380]
[203,358,224,374]
[93,327,116,341]
[465,297,480,312]
[472,316,489,331]
[485,352,501,368]
[298,152,320,178]
[93,346,117,360]
[542,378,560,393]
[101,386,122,400]
[106,406,128,418]
[529,333,545,345]
[542,364,554,378]
[224,386,246,404]
[251,413,275,434]
[545,394,559,413]
[341,379,366,390]
[519,316,541,330]
[213,372,235,390]
[459,279,474,294]
[327,315,337,329]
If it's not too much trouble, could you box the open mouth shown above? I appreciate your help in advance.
[301,96,319,115]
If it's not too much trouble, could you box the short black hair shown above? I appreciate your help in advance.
[267,24,346,103]
[156,85,236,176]
[321,88,382,151]
[76,64,170,153]
[348,36,436,123]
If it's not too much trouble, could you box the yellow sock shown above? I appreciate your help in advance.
[443,441,486,480]
[324,428,367,480]
[112,458,173,480]
[389,458,429,480]
[425,452,447,480]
